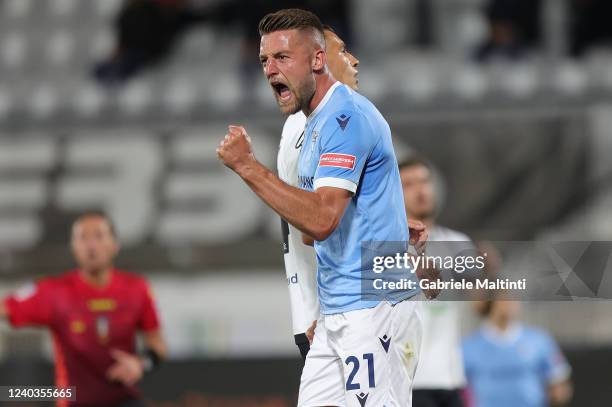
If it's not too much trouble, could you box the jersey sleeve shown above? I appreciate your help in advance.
[138,280,161,332]
[3,281,53,327]
[314,110,377,193]
[539,332,571,384]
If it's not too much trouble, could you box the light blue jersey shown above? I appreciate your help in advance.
[297,82,417,314]
[463,324,571,407]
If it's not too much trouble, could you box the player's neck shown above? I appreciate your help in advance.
[490,316,512,332]
[304,74,336,117]
[79,267,113,287]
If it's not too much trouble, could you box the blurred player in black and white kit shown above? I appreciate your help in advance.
[277,25,359,361]
[400,156,470,407]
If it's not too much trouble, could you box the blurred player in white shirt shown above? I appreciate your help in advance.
[399,156,469,407]
[277,25,359,361]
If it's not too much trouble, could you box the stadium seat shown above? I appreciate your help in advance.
[1,32,27,69]
[451,63,489,100]
[72,82,107,118]
[28,83,58,119]
[48,0,78,19]
[3,0,32,20]
[554,61,589,96]
[117,79,153,116]
[45,30,74,67]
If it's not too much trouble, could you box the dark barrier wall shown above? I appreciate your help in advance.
[1,346,610,406]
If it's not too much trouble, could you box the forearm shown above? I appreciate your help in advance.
[144,331,167,360]
[0,301,6,320]
[549,381,572,406]
[237,160,341,240]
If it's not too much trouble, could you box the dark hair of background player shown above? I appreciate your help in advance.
[398,155,433,172]
[72,210,118,239]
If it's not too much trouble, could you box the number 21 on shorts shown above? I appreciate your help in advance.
[345,353,375,390]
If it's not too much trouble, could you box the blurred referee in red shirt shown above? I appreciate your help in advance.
[0,211,167,407]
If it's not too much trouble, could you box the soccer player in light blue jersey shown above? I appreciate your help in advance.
[463,300,572,407]
[216,9,426,406]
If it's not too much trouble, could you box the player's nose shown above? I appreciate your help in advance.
[264,59,279,78]
[349,52,359,67]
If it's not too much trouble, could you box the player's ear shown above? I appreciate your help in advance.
[312,48,326,72]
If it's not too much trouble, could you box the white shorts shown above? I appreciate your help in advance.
[298,298,423,407]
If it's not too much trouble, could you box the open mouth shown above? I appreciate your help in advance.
[272,82,292,101]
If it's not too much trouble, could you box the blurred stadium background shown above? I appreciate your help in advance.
[1,0,612,405]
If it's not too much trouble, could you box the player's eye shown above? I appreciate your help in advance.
[278,55,288,61]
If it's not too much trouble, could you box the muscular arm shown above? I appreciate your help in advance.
[239,161,351,241]
[217,126,352,241]
[218,126,352,241]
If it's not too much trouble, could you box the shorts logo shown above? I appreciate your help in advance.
[379,334,391,353]
[319,153,356,170]
[336,114,351,130]
[356,392,369,406]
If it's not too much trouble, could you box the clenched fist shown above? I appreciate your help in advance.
[216,125,256,172]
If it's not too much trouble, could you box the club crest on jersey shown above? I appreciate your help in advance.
[319,153,356,170]
[356,392,369,407]
[336,114,351,130]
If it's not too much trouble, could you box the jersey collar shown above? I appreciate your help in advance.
[305,81,342,126]
[75,268,116,291]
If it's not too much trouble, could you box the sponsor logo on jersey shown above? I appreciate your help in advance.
[379,334,391,353]
[298,175,314,190]
[287,273,298,285]
[336,114,351,130]
[319,153,356,170]
[87,298,116,312]
[281,219,290,254]
[356,392,369,406]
